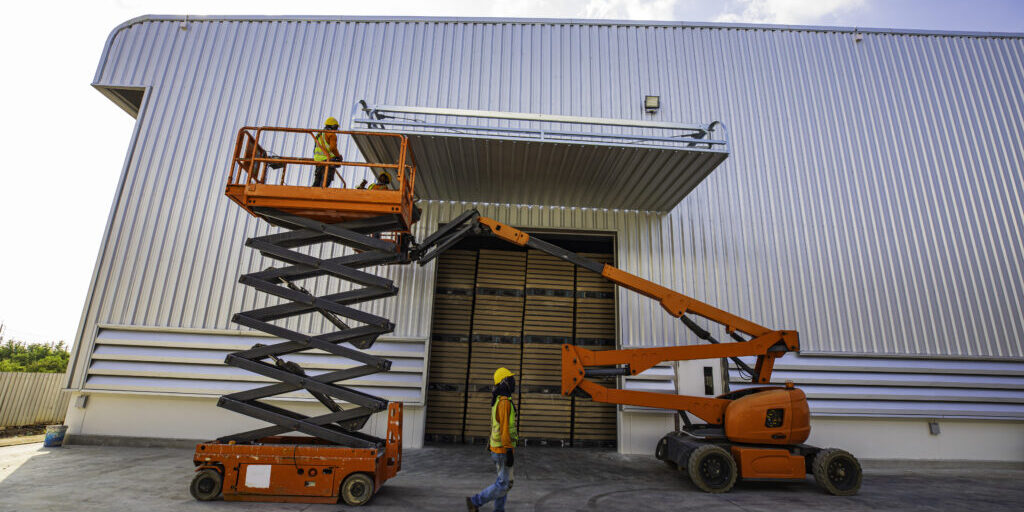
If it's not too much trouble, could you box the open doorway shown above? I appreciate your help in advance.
[424,229,618,447]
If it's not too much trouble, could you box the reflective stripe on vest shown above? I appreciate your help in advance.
[314,133,333,162]
[489,396,518,448]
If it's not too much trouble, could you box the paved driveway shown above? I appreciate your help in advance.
[1,442,1022,511]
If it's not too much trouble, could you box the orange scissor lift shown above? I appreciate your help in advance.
[191,127,417,505]
[192,122,860,506]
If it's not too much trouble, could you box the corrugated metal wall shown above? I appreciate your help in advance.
[81,327,425,403]
[0,372,71,427]
[71,17,1024,391]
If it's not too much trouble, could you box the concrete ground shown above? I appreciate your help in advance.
[1,442,1022,512]
[0,435,45,448]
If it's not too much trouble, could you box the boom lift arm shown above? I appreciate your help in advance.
[415,210,799,425]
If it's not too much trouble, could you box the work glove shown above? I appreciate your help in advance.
[506,449,515,467]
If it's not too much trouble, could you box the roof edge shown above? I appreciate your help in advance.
[105,14,1024,42]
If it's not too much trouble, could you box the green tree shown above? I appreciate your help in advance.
[0,339,69,373]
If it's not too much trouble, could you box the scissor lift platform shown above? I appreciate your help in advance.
[224,127,418,231]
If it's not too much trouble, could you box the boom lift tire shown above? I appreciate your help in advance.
[687,444,737,493]
[812,448,862,496]
[189,468,222,501]
[341,472,375,506]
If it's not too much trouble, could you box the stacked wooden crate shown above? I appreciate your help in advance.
[572,253,618,446]
[519,249,575,444]
[521,250,575,387]
[465,249,526,441]
[425,250,477,442]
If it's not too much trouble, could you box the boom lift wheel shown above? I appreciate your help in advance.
[687,444,737,493]
[189,468,222,501]
[341,472,375,506]
[812,448,862,495]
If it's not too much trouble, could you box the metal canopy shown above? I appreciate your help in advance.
[351,103,729,212]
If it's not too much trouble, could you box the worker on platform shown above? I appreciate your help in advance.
[466,367,517,512]
[312,117,342,187]
[357,172,392,190]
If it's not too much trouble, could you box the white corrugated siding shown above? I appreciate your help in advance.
[71,18,1024,396]
[0,372,71,427]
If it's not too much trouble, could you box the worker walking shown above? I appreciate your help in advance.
[466,367,518,512]
[312,117,342,187]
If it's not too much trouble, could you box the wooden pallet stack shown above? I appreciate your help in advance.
[518,249,575,443]
[572,253,618,446]
[465,249,526,441]
[425,250,477,442]
[521,250,575,388]
[518,392,573,445]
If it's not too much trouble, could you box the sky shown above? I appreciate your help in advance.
[0,0,1021,347]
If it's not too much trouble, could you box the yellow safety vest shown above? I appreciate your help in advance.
[489,396,518,449]
[314,133,334,162]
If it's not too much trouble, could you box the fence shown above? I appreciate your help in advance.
[0,372,70,427]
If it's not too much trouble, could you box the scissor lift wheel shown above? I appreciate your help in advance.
[341,473,376,506]
[189,468,223,501]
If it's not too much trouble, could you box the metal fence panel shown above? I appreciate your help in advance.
[0,372,70,427]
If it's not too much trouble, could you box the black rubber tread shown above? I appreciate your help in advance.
[687,444,737,493]
[655,437,669,461]
[189,468,222,501]
[655,437,677,469]
[341,472,375,506]
[812,448,863,496]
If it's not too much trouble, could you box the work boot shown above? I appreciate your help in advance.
[466,497,479,511]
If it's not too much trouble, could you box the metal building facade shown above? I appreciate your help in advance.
[69,17,1024,428]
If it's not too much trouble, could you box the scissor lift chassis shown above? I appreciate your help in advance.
[194,403,402,504]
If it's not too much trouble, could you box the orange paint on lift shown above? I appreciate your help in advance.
[192,403,402,505]
[224,127,418,233]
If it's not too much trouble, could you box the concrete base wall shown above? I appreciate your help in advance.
[63,392,425,449]
[807,417,1024,462]
[618,411,674,455]
[63,393,1023,461]
[617,410,1024,462]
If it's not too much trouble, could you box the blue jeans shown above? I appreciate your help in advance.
[471,451,513,511]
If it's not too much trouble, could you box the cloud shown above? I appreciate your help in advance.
[581,0,681,20]
[715,0,868,25]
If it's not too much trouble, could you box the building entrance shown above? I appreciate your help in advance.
[425,232,617,446]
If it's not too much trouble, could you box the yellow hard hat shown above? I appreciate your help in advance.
[324,116,339,127]
[493,367,514,385]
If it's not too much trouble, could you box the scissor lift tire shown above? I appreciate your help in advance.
[189,468,223,501]
[341,472,375,506]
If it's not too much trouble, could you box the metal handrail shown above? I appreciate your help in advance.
[227,126,416,196]
[353,101,728,152]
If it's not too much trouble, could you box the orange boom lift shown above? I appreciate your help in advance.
[191,124,859,505]
[415,213,862,495]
